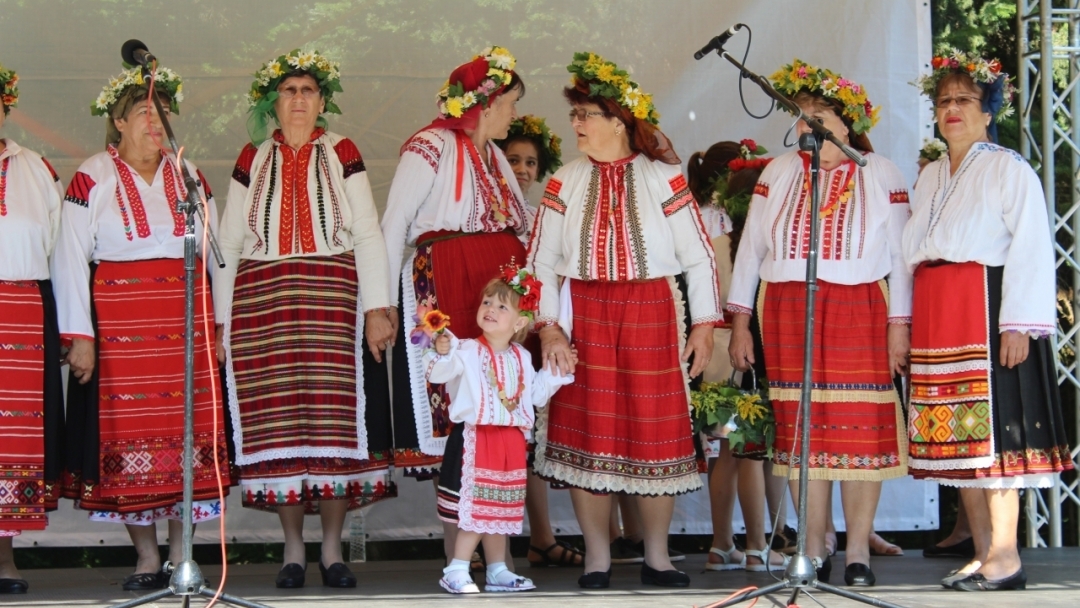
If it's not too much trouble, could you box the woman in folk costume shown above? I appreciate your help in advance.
[0,62,64,596]
[215,49,394,589]
[527,52,721,590]
[52,64,228,591]
[727,60,911,587]
[381,46,528,558]
[905,49,1073,592]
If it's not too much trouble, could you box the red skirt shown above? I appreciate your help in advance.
[760,280,906,481]
[534,278,702,495]
[0,281,61,531]
[437,423,527,534]
[392,230,527,474]
[67,259,230,513]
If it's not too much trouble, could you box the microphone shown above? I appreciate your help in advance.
[121,39,156,67]
[693,24,745,60]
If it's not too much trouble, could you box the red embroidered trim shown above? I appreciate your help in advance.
[196,168,213,200]
[333,138,366,180]
[64,172,95,208]
[461,134,519,232]
[232,143,258,188]
[0,157,8,216]
[41,157,59,182]
[544,178,563,198]
[294,145,317,254]
[279,145,296,255]
[661,187,695,217]
[753,182,769,197]
[541,179,566,214]
[595,164,614,280]
[889,190,910,204]
[612,165,629,280]
[403,134,441,171]
[162,161,186,237]
[107,145,151,240]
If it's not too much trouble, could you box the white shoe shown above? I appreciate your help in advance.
[439,571,480,594]
[705,546,745,571]
[744,549,789,572]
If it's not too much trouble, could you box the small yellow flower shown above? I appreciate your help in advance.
[445,97,465,118]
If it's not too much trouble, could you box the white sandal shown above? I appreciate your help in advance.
[744,548,789,572]
[439,568,480,594]
[705,546,745,571]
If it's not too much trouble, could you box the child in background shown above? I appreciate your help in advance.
[426,267,575,594]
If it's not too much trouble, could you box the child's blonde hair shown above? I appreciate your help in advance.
[481,277,530,343]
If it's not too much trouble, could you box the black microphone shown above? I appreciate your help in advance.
[121,39,156,67]
[693,24,745,60]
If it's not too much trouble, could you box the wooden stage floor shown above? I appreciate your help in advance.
[2,548,1077,607]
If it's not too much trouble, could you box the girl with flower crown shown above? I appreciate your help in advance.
[381,46,530,561]
[727,60,912,587]
[424,268,574,593]
[527,52,721,590]
[214,49,394,590]
[0,62,64,596]
[903,49,1073,592]
[51,64,228,592]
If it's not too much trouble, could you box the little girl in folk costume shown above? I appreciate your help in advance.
[422,266,575,594]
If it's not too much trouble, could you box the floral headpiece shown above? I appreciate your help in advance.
[1,62,18,115]
[246,49,342,144]
[918,137,948,164]
[568,52,659,125]
[500,263,542,321]
[503,115,563,178]
[92,65,183,117]
[708,140,772,223]
[770,59,879,135]
[437,46,516,120]
[913,48,1016,122]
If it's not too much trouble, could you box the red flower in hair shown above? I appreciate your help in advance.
[739,139,757,152]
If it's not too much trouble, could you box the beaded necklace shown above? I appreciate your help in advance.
[0,156,9,216]
[479,335,524,413]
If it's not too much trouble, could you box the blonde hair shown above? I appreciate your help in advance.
[481,277,529,343]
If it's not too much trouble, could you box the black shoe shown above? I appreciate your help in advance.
[578,568,611,589]
[319,561,357,588]
[632,540,685,562]
[0,579,28,594]
[610,537,644,564]
[815,555,832,584]
[641,563,690,588]
[952,569,1027,591]
[923,537,976,559]
[275,563,306,589]
[844,563,876,587]
[121,569,169,591]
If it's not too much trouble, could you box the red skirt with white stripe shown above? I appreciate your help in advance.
[437,423,527,534]
[534,278,702,496]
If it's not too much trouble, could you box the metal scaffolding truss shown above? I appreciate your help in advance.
[1017,0,1080,547]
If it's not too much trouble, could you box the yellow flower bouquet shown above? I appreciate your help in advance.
[691,371,775,457]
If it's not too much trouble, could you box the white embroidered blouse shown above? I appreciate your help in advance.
[381,128,529,304]
[0,139,63,281]
[52,149,217,340]
[423,333,572,437]
[214,129,390,320]
[727,150,913,321]
[525,154,723,326]
[902,142,1055,335]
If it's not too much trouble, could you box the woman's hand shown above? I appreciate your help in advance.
[683,324,715,379]
[887,323,911,377]
[539,325,575,375]
[387,307,400,339]
[365,309,396,363]
[727,313,755,372]
[215,324,225,364]
[1000,331,1030,369]
[66,338,96,384]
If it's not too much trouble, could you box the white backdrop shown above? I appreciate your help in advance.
[1,0,937,546]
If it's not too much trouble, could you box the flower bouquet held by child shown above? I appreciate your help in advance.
[423,265,575,594]
[691,369,776,458]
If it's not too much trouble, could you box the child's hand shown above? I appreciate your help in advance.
[567,344,579,368]
[434,333,451,355]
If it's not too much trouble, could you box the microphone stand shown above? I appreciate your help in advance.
[701,49,904,608]
[112,63,273,608]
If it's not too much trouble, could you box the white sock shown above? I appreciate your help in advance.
[443,558,470,576]
[487,562,526,586]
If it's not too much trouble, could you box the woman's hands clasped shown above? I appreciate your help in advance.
[366,308,397,363]
[65,337,96,384]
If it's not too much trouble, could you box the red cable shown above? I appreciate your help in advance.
[696,586,761,608]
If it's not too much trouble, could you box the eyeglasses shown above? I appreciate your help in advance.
[935,95,981,109]
[278,85,321,100]
[568,109,607,123]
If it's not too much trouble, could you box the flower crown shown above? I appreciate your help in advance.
[92,65,183,117]
[248,49,343,112]
[708,140,772,223]
[568,52,660,125]
[912,48,1016,121]
[919,137,948,163]
[500,263,542,321]
[505,115,563,178]
[1,63,18,115]
[770,59,879,134]
[437,46,516,119]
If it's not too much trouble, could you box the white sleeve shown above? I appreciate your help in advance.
[530,365,574,408]
[999,162,1057,335]
[382,139,440,306]
[344,169,391,311]
[879,159,913,322]
[726,174,771,314]
[213,165,248,322]
[423,332,466,384]
[667,197,723,325]
[51,173,97,339]
[524,181,566,326]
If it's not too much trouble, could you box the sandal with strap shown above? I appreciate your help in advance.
[744,549,789,572]
[528,541,585,568]
[705,546,744,571]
